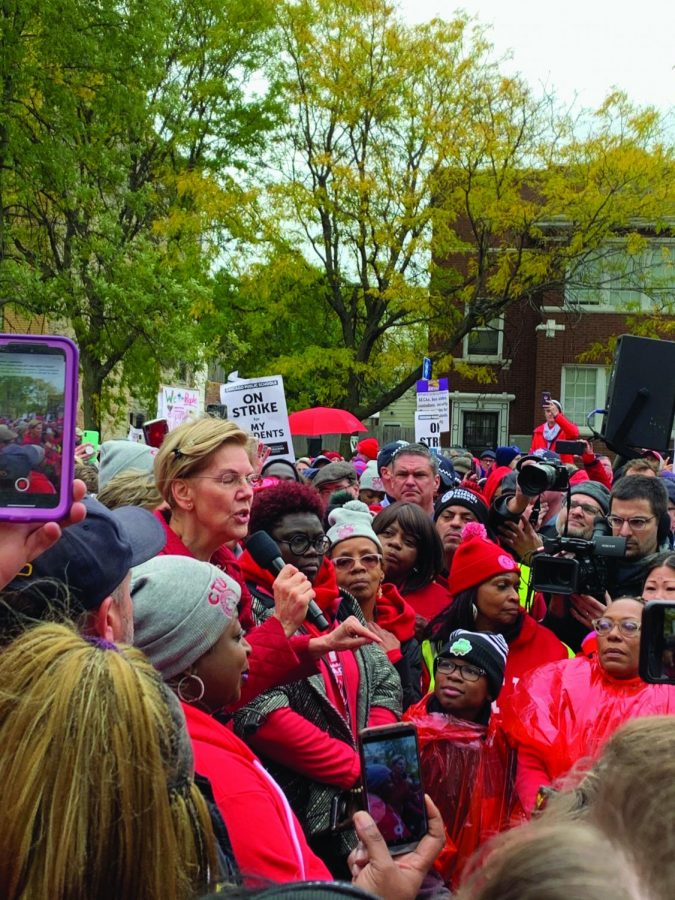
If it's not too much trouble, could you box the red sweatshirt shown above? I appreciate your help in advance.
[239,554,398,789]
[530,412,580,464]
[183,702,331,886]
[402,579,452,622]
[154,510,318,708]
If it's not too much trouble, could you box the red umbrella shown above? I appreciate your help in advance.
[288,406,367,436]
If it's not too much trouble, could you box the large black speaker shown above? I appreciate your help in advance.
[601,335,675,453]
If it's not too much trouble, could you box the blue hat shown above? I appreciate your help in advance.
[8,497,166,610]
[495,445,521,467]
[435,454,458,488]
[377,440,409,475]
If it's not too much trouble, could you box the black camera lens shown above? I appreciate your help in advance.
[517,461,569,496]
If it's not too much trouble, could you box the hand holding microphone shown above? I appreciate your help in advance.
[247,531,329,633]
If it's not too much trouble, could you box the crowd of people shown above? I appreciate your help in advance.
[1,400,675,899]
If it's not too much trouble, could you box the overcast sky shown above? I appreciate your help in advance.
[398,0,674,117]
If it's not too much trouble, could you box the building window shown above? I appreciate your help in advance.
[565,241,674,310]
[462,411,499,454]
[463,317,503,361]
[561,366,610,428]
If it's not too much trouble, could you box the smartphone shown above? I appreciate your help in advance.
[639,602,675,685]
[359,723,428,855]
[556,440,586,456]
[0,334,78,521]
[541,391,552,407]
[142,418,169,449]
[81,429,100,451]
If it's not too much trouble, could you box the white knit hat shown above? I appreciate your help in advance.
[359,460,384,493]
[326,499,382,552]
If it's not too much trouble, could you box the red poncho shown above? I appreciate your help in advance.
[402,695,518,887]
[501,655,675,813]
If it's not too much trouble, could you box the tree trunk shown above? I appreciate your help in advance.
[80,353,105,434]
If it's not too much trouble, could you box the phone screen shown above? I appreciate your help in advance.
[143,419,169,449]
[0,344,71,510]
[542,391,551,407]
[359,725,427,853]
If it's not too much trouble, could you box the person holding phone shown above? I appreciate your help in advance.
[530,397,580,463]
[403,630,517,888]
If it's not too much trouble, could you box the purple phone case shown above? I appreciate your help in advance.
[0,334,78,522]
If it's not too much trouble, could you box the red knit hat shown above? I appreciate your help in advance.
[357,437,380,461]
[449,522,519,596]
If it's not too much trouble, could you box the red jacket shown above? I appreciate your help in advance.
[501,655,675,814]
[496,612,569,706]
[183,702,331,886]
[530,412,580,463]
[402,579,452,622]
[154,510,318,708]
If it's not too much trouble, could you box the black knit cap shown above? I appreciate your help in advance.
[435,629,508,699]
[433,486,489,525]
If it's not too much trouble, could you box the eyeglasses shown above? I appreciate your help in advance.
[591,617,642,637]
[276,534,331,556]
[567,501,603,517]
[435,659,486,682]
[606,515,655,532]
[332,553,383,572]
[190,471,260,489]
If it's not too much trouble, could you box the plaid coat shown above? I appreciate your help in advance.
[233,588,402,854]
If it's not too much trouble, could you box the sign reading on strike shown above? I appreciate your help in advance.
[415,411,441,449]
[220,375,294,461]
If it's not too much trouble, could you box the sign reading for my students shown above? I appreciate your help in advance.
[220,375,294,461]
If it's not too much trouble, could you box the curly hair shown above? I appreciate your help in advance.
[248,481,324,536]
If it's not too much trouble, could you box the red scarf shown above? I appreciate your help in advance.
[238,551,343,633]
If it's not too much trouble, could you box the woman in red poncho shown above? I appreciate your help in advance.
[421,523,568,703]
[501,597,675,816]
[233,482,401,878]
[404,628,517,889]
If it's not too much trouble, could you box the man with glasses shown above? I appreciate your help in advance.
[388,444,440,517]
[555,482,610,541]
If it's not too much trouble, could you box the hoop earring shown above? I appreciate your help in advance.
[177,673,205,704]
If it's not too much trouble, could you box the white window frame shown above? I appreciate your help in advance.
[462,315,504,363]
[564,239,675,312]
[560,365,611,435]
[449,392,514,447]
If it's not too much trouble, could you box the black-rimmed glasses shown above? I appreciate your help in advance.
[435,659,486,681]
[276,535,331,556]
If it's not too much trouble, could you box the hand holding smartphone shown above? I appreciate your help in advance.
[358,723,428,855]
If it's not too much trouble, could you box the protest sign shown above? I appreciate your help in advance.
[220,375,294,461]
[415,411,442,449]
[416,378,449,431]
[157,386,201,431]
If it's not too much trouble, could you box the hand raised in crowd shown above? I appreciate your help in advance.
[569,591,608,629]
[271,564,316,637]
[308,615,382,660]
[349,795,445,900]
[0,478,87,589]
[499,515,544,561]
[367,620,400,656]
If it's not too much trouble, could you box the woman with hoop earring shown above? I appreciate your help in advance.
[131,554,332,887]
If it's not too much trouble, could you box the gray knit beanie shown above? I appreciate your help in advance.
[326,499,382,552]
[131,556,240,680]
[99,440,159,489]
[570,481,611,515]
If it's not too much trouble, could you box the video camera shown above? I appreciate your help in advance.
[532,519,626,596]
[516,456,625,596]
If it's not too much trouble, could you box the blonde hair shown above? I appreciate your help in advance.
[97,469,163,511]
[0,623,217,899]
[457,821,644,900]
[154,416,255,507]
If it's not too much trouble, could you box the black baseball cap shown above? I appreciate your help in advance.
[8,497,166,610]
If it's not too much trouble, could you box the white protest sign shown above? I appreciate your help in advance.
[416,378,449,431]
[220,375,295,461]
[415,411,442,450]
[157,385,202,431]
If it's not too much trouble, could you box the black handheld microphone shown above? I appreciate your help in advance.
[246,530,330,631]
